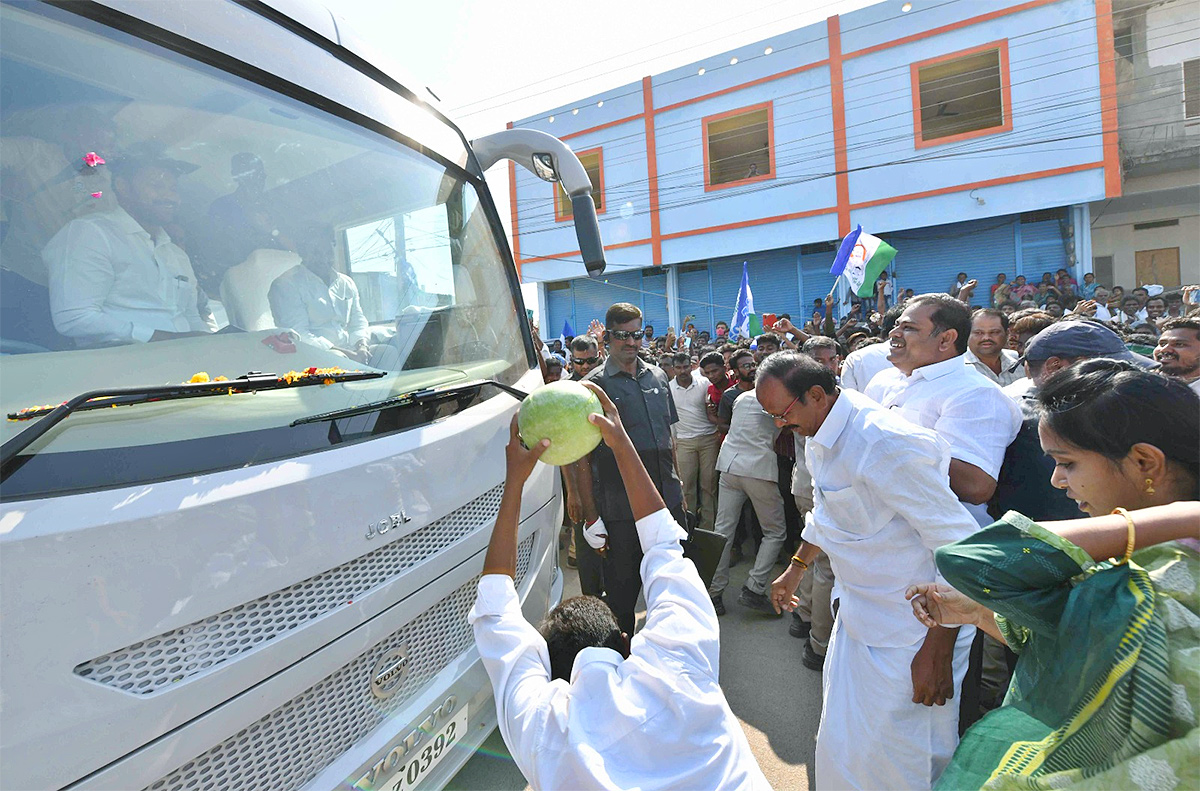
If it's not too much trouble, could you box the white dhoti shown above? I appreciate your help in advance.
[815,615,974,791]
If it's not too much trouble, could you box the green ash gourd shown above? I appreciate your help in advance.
[517,380,604,466]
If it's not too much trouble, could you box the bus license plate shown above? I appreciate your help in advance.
[377,707,468,791]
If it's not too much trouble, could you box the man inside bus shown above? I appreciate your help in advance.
[268,226,380,364]
[469,384,770,791]
[198,152,294,293]
[42,144,212,347]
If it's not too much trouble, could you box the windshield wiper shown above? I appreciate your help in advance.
[290,378,529,427]
[1,369,386,467]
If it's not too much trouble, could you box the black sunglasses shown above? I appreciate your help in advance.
[571,357,599,366]
[608,330,646,341]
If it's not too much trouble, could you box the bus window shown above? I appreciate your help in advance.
[0,3,529,496]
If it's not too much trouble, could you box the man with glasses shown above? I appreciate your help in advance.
[708,349,787,616]
[760,352,978,791]
[570,303,683,635]
[562,334,604,596]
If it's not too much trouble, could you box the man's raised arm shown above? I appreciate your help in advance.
[580,382,720,678]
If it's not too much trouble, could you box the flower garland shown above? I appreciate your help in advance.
[7,367,355,421]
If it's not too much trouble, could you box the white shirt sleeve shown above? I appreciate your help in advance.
[44,219,139,343]
[268,273,334,350]
[343,276,370,346]
[631,508,721,680]
[931,387,1021,479]
[180,260,208,334]
[468,574,558,786]
[862,437,978,555]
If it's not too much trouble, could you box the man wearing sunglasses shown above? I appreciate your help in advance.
[569,303,684,635]
[562,334,604,597]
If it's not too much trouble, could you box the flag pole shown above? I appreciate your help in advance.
[825,274,841,300]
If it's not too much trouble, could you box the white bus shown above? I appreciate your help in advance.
[0,1,605,789]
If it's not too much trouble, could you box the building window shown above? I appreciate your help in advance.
[911,40,1012,148]
[1185,58,1200,119]
[554,147,604,222]
[1114,26,1134,62]
[702,102,774,190]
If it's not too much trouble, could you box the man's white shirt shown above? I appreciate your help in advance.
[43,207,208,345]
[865,355,1020,480]
[801,388,978,647]
[468,508,769,791]
[963,347,1022,387]
[866,354,1021,526]
[669,375,717,440]
[715,389,780,482]
[838,342,893,392]
[268,264,370,351]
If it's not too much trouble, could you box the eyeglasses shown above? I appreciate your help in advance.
[571,357,599,366]
[763,393,801,421]
[608,329,645,341]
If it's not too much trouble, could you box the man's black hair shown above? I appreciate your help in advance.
[973,307,1010,332]
[1161,317,1200,339]
[801,336,839,355]
[699,350,725,369]
[755,332,782,347]
[570,334,599,353]
[756,351,836,401]
[880,300,908,334]
[908,294,972,355]
[538,595,627,681]
[729,348,754,368]
[672,351,691,367]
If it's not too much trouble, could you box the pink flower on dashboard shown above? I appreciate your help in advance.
[83,152,106,167]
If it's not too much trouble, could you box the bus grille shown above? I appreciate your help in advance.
[144,535,534,791]
[75,485,505,695]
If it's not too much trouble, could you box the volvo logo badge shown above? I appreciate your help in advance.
[370,645,411,699]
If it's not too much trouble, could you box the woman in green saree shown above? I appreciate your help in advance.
[906,359,1199,790]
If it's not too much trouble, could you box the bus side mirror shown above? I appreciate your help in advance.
[471,128,606,278]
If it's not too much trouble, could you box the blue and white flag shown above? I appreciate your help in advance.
[730,262,755,340]
[560,318,576,345]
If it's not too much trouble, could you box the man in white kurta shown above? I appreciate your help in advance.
[760,353,979,790]
[470,400,770,791]
[865,295,1021,528]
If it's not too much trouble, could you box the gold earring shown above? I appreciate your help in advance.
[1145,478,1156,495]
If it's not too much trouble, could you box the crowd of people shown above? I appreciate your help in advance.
[473,273,1200,790]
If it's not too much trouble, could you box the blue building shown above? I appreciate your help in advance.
[509,0,1126,335]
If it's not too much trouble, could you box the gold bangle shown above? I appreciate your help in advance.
[790,555,809,570]
[1110,507,1136,565]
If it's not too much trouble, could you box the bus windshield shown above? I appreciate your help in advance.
[0,4,529,497]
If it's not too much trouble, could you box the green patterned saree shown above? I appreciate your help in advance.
[933,512,1199,791]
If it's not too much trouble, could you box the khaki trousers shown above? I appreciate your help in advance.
[710,472,787,596]
[793,491,834,655]
[675,432,720,534]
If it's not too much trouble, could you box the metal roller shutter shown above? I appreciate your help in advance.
[748,249,801,325]
[641,270,669,335]
[678,264,713,334]
[546,281,573,339]
[800,250,837,320]
[571,270,642,330]
[1020,220,1067,281]
[708,259,746,333]
[888,217,1018,307]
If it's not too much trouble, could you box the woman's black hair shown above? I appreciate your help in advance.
[1036,359,1200,496]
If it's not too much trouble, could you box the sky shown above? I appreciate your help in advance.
[332,0,883,316]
